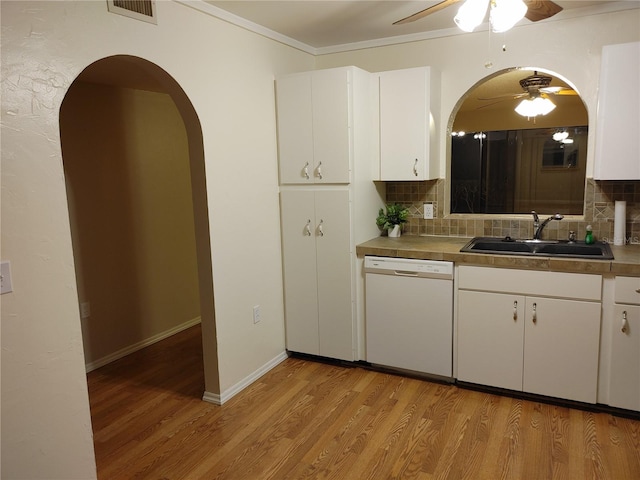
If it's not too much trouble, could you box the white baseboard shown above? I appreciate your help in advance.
[202,351,289,406]
[85,316,202,372]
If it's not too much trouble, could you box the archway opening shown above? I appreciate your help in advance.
[59,55,219,398]
[448,67,588,215]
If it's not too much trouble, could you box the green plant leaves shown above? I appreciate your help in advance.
[376,204,409,230]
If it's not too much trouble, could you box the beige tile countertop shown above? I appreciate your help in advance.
[356,235,640,276]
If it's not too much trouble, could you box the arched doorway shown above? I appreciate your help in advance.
[59,55,219,398]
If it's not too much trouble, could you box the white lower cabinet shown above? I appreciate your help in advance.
[280,189,354,361]
[522,297,600,403]
[457,266,602,404]
[607,276,640,411]
[458,290,525,391]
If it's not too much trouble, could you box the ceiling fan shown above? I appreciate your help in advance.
[478,72,576,105]
[394,0,563,27]
[477,71,576,116]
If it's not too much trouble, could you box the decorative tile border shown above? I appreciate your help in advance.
[385,178,640,244]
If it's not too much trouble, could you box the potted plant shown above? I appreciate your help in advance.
[376,204,409,237]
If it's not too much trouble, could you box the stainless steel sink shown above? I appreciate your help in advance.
[460,237,614,260]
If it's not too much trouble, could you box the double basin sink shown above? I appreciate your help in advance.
[461,236,614,260]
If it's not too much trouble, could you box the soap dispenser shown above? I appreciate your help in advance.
[585,225,594,244]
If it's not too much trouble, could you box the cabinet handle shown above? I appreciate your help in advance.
[304,219,312,236]
[413,159,419,177]
[317,219,324,237]
[303,162,310,179]
[636,288,640,294]
[316,161,323,180]
[532,302,537,324]
[621,310,629,334]
[513,301,518,320]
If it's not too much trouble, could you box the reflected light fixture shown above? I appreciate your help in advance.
[553,131,569,142]
[553,131,574,144]
[515,95,556,117]
[454,0,527,33]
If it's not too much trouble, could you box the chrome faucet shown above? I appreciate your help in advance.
[531,211,564,240]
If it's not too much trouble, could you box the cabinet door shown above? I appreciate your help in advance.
[276,73,314,184]
[280,190,319,355]
[314,189,354,360]
[609,305,640,411]
[277,69,352,184]
[523,297,600,404]
[457,290,525,391]
[379,67,432,181]
[594,42,640,180]
[312,68,351,184]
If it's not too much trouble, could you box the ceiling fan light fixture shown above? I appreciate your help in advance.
[553,131,569,141]
[489,0,527,33]
[515,96,556,117]
[454,0,489,32]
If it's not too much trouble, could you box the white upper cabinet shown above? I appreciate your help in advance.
[276,68,352,184]
[594,41,640,180]
[378,67,440,181]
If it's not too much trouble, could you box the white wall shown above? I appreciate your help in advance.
[316,9,640,179]
[1,1,313,478]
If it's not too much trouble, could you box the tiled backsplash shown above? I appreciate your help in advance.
[385,178,640,244]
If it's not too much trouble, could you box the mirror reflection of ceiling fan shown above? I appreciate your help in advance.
[478,71,577,117]
[479,71,577,108]
[394,0,564,31]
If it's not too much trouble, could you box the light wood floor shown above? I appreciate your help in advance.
[88,324,640,479]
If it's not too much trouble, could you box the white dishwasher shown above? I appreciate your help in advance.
[365,256,454,379]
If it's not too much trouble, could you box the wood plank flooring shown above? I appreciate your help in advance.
[87,325,640,479]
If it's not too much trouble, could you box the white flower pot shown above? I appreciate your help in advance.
[388,225,401,237]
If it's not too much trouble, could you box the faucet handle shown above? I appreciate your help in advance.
[568,231,576,242]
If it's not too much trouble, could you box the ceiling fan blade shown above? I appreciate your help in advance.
[393,0,463,25]
[523,0,563,22]
[478,93,527,101]
[476,98,513,110]
[540,87,578,96]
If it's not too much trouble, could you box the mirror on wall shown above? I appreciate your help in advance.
[449,68,588,215]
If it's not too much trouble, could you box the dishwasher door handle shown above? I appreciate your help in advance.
[394,270,419,277]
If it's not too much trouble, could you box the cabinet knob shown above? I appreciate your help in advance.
[621,310,629,334]
[532,302,537,324]
[303,162,310,180]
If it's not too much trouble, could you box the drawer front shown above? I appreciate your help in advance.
[458,266,602,301]
[615,276,640,305]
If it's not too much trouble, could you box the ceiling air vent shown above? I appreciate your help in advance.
[107,0,157,25]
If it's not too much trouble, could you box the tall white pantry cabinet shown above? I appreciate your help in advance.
[276,66,383,361]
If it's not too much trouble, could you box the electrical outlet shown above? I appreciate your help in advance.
[423,203,434,219]
[253,305,261,324]
[80,302,91,319]
[1,261,13,294]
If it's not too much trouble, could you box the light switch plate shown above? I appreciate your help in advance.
[1,261,13,294]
